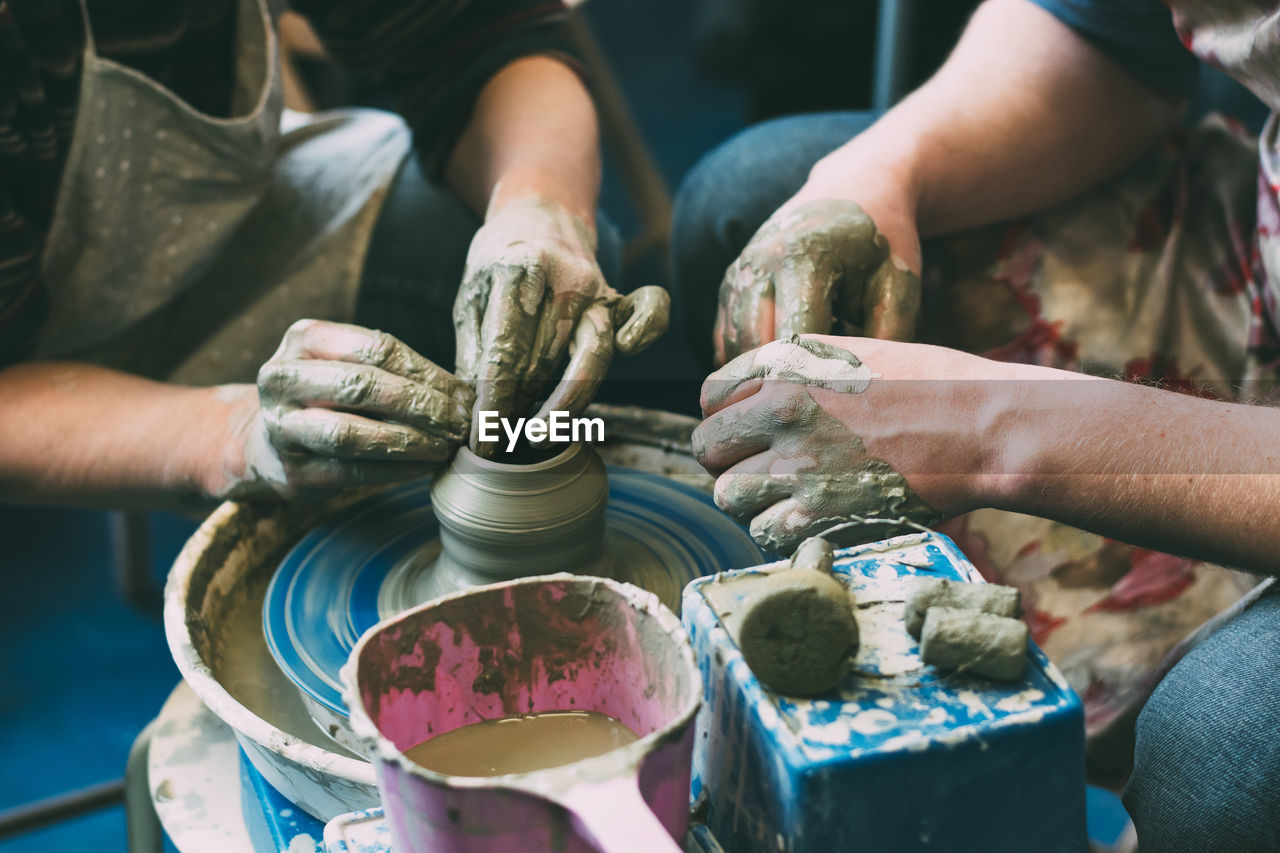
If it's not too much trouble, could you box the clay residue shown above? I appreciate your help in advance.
[904,577,1021,638]
[701,335,876,404]
[713,198,921,363]
[451,196,670,453]
[919,607,1028,682]
[694,355,941,555]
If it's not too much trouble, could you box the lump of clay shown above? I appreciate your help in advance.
[738,575,859,697]
[737,543,859,697]
[904,577,1020,638]
[919,606,1028,681]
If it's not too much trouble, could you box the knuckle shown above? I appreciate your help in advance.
[324,420,358,455]
[712,475,735,514]
[690,423,713,463]
[361,332,399,368]
[336,371,378,407]
[257,362,289,397]
[283,318,319,347]
[260,410,288,444]
[765,387,813,425]
[494,247,542,272]
[718,260,740,291]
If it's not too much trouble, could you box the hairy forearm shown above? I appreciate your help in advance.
[985,376,1280,573]
[799,0,1183,240]
[446,55,601,224]
[0,362,245,510]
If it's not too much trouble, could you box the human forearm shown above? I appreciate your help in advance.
[0,362,244,510]
[444,54,669,446]
[0,322,474,510]
[794,0,1184,244]
[985,376,1280,573]
[696,335,1280,568]
[446,55,600,223]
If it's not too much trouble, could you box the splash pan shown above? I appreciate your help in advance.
[263,468,762,748]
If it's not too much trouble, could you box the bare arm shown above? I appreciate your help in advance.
[446,55,600,223]
[0,321,473,510]
[713,0,1185,362]
[695,336,1280,574]
[0,362,240,510]
[986,377,1280,572]
[445,56,668,453]
[796,0,1186,261]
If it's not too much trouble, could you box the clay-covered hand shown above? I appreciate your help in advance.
[214,320,474,501]
[453,197,669,455]
[691,334,1003,555]
[713,199,920,366]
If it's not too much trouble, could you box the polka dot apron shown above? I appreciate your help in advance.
[35,0,411,385]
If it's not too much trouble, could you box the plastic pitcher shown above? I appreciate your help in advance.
[341,573,702,852]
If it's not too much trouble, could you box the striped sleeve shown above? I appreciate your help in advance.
[0,2,74,369]
[292,0,584,174]
[0,195,47,368]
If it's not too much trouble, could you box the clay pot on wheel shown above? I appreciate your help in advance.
[427,442,609,593]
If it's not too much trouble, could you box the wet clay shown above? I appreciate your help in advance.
[919,606,1028,681]
[714,199,922,363]
[736,538,859,697]
[451,196,670,455]
[428,442,608,586]
[386,441,704,610]
[695,337,941,554]
[904,578,1021,638]
[401,710,639,777]
[221,320,474,501]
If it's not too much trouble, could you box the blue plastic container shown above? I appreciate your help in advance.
[683,532,1086,853]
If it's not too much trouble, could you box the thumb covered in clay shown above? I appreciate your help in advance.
[611,285,670,354]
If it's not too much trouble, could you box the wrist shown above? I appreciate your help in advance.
[486,168,598,229]
[196,384,260,503]
[966,376,1030,512]
[788,151,923,274]
[483,186,599,252]
[970,365,1107,512]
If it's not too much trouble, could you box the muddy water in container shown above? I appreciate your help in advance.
[341,573,701,853]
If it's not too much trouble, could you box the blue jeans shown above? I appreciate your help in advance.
[355,154,623,372]
[671,111,1280,849]
[1123,582,1280,850]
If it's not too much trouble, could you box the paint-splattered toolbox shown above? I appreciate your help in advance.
[682,532,1086,853]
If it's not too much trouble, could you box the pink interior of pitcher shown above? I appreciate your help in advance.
[354,577,694,753]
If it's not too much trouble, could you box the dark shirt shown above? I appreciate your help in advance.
[1030,0,1198,98]
[0,0,578,367]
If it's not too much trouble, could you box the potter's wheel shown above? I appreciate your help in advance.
[264,466,764,728]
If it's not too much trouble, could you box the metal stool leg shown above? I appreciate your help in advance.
[126,721,163,853]
[873,0,918,110]
[0,781,124,840]
[110,511,161,613]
